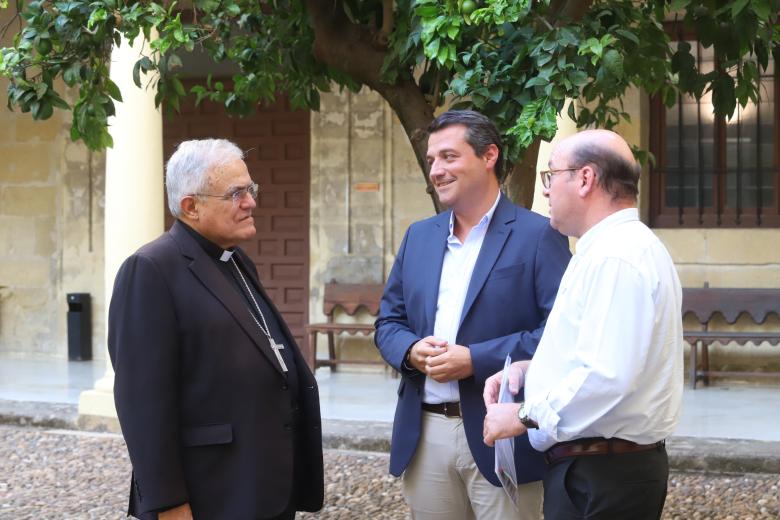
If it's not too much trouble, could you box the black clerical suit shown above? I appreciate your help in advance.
[108,220,323,519]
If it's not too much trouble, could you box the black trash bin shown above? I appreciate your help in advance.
[67,293,92,361]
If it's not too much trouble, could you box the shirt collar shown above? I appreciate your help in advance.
[178,220,236,262]
[448,191,502,240]
[575,208,639,255]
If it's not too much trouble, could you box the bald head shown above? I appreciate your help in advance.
[554,129,640,201]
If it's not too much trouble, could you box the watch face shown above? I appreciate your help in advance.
[518,403,527,422]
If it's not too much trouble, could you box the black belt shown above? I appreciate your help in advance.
[422,402,461,418]
[545,437,665,464]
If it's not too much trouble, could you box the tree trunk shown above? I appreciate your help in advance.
[304,0,594,214]
[304,0,441,212]
[504,138,541,209]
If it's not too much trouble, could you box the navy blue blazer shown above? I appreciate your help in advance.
[375,194,571,485]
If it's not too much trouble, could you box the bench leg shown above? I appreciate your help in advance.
[308,331,318,372]
[327,331,337,372]
[689,340,698,390]
[701,343,710,387]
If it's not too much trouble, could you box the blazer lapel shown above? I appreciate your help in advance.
[170,223,286,376]
[459,194,515,328]
[423,212,452,333]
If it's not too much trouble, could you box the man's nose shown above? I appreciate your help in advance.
[428,159,443,178]
[240,193,257,209]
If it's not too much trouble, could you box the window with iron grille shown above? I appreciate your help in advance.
[649,41,779,228]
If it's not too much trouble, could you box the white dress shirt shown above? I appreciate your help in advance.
[524,208,683,451]
[424,192,501,404]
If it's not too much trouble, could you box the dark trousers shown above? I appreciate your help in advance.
[543,445,669,520]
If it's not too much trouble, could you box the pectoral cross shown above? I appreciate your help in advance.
[270,338,288,373]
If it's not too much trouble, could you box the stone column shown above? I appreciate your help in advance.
[531,100,579,217]
[77,35,163,430]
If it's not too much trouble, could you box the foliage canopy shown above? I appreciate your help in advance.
[1,0,778,208]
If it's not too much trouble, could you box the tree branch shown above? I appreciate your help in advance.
[304,0,441,212]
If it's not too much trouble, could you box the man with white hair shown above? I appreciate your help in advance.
[109,139,323,520]
[483,129,683,520]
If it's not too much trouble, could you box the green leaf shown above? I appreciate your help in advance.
[602,49,624,79]
[425,38,440,59]
[106,79,122,101]
[49,92,69,109]
[669,0,691,10]
[437,44,449,65]
[62,63,80,87]
[87,8,107,30]
[752,1,771,22]
[132,60,142,88]
[730,0,750,17]
[615,29,639,45]
[525,77,547,88]
[712,73,736,119]
[34,82,48,99]
[414,5,438,18]
[171,76,186,96]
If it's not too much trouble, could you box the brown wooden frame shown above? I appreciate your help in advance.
[649,27,780,228]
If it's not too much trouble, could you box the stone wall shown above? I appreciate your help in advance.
[0,12,106,359]
[309,88,432,363]
[309,86,780,377]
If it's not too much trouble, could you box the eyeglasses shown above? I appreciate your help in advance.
[539,167,581,189]
[193,182,260,204]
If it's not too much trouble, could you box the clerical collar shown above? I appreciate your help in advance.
[178,220,236,262]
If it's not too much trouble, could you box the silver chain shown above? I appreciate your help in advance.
[230,257,273,340]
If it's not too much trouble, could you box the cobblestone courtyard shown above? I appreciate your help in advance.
[0,425,778,519]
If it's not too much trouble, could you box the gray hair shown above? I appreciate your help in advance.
[165,139,245,217]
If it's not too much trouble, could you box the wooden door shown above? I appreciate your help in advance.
[163,93,310,350]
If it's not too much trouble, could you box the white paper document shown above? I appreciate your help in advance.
[494,354,519,508]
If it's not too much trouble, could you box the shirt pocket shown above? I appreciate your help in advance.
[181,423,233,447]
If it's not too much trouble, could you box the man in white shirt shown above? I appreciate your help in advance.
[482,129,683,520]
[375,110,571,519]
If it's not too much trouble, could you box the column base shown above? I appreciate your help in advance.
[77,373,120,432]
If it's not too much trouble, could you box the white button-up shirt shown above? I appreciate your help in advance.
[424,192,501,404]
[525,208,683,451]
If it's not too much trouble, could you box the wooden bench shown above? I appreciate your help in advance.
[305,282,385,371]
[683,287,780,389]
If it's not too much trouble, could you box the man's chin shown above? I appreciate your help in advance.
[237,226,257,241]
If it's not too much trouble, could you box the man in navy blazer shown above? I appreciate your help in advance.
[375,110,570,519]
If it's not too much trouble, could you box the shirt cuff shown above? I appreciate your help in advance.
[525,395,561,440]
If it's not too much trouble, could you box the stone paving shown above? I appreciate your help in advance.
[1,425,778,519]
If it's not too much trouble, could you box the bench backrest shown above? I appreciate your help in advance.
[682,288,780,325]
[322,282,385,320]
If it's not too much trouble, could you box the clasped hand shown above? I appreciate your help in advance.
[408,336,472,382]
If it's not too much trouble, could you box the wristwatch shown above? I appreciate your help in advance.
[517,402,538,429]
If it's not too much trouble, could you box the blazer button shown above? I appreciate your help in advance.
[281,384,288,391]
[284,424,292,431]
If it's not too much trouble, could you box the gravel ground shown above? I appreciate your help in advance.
[0,425,778,519]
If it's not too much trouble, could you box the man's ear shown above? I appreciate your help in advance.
[180,196,199,220]
[482,144,499,172]
[577,165,597,198]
